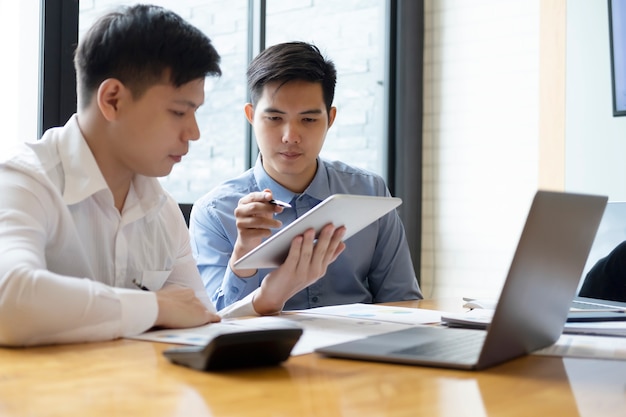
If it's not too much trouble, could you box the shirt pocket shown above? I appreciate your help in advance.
[141,270,171,290]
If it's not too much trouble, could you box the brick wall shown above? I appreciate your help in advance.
[80,0,385,203]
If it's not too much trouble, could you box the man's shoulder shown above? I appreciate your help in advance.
[0,138,62,188]
[321,159,388,194]
[322,159,384,180]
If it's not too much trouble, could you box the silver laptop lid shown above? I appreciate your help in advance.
[317,191,607,370]
[477,191,607,368]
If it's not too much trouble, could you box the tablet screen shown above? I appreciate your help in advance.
[233,194,402,269]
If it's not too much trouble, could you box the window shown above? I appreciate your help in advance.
[265,0,387,178]
[79,0,249,203]
[44,0,424,277]
[78,0,386,203]
[0,1,40,152]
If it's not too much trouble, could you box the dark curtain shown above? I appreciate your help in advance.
[39,0,78,137]
[388,0,424,283]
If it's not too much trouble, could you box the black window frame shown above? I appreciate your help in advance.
[39,0,423,278]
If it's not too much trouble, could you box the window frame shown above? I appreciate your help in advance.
[39,0,424,277]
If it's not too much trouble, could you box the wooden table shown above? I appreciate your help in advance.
[1,299,624,416]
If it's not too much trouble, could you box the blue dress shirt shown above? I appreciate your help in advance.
[189,157,423,311]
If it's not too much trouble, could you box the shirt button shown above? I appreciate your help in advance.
[312,296,319,303]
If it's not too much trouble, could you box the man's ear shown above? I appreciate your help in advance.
[244,103,255,124]
[96,78,126,121]
[327,106,337,128]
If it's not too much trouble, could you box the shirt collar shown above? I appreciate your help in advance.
[302,158,332,200]
[58,115,109,205]
[253,155,332,202]
[122,177,167,223]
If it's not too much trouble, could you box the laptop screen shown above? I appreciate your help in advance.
[577,201,626,307]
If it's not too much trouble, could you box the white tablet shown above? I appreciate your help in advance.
[233,194,402,269]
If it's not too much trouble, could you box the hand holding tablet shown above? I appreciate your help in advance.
[233,194,402,269]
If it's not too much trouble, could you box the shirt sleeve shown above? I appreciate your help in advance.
[368,208,423,302]
[217,291,259,318]
[189,198,263,310]
[359,179,422,302]
[0,170,158,347]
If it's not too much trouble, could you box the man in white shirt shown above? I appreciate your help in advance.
[0,5,345,346]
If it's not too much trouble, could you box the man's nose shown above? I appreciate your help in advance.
[282,121,301,143]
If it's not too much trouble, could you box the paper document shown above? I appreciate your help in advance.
[441,309,494,329]
[129,303,445,355]
[286,303,443,324]
[442,307,626,336]
[564,321,626,337]
[128,316,301,346]
[282,303,443,355]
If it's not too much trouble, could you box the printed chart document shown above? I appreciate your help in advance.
[282,303,443,355]
[128,316,303,346]
[128,303,444,355]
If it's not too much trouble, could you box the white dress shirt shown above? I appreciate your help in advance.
[0,115,254,346]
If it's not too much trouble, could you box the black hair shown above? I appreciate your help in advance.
[247,41,336,115]
[74,4,221,108]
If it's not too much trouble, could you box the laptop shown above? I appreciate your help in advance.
[316,190,607,370]
[572,201,626,311]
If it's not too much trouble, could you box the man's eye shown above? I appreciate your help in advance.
[171,110,185,117]
[266,116,281,121]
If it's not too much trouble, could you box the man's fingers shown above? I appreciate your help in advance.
[284,225,343,276]
[322,226,346,264]
[235,215,282,231]
[235,191,283,223]
[206,312,221,323]
[238,190,272,205]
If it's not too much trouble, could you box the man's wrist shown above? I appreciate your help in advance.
[251,290,284,316]
[231,243,258,278]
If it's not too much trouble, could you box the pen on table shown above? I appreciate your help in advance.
[269,199,292,208]
[132,279,150,291]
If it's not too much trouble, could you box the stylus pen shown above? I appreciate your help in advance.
[269,199,292,208]
[132,279,150,291]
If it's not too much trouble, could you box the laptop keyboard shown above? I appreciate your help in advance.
[391,330,486,362]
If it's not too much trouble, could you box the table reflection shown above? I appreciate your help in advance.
[563,358,626,417]
[478,356,580,416]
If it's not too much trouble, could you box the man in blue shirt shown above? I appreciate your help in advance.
[190,42,422,312]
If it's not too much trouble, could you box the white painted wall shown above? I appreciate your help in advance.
[566,0,626,200]
[421,0,540,299]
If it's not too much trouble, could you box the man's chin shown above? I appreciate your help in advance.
[146,164,175,178]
